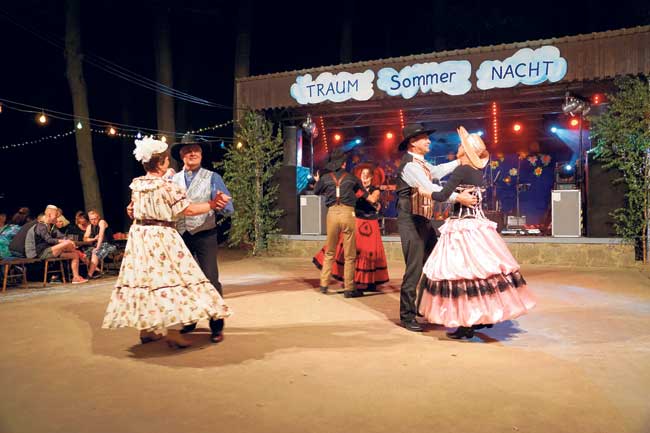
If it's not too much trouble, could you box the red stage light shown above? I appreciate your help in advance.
[513,123,522,132]
[592,94,602,105]
[570,118,579,127]
[333,133,342,142]
[386,132,394,139]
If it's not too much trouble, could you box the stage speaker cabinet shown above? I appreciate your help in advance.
[552,189,581,237]
[300,195,327,235]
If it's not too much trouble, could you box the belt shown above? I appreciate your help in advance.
[135,219,176,228]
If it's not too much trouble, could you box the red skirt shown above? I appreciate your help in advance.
[313,218,389,286]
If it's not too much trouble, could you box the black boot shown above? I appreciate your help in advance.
[343,289,363,298]
[209,318,225,343]
[472,324,493,330]
[365,283,377,292]
[180,323,197,334]
[446,326,475,339]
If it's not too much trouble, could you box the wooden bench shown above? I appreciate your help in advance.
[1,258,40,292]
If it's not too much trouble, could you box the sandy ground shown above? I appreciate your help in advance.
[0,253,649,433]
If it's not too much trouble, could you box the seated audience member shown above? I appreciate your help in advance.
[0,208,31,258]
[35,205,87,284]
[66,211,89,241]
[83,209,116,279]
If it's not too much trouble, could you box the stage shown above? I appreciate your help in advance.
[270,234,637,268]
[0,253,648,433]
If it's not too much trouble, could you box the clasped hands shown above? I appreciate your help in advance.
[209,191,231,211]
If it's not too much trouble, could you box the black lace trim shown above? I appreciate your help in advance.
[420,271,527,298]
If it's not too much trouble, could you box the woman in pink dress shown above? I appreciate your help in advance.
[417,127,535,339]
[102,137,231,349]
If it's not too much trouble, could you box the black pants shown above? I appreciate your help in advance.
[398,214,437,322]
[182,227,224,334]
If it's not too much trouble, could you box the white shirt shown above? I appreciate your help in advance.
[401,152,459,203]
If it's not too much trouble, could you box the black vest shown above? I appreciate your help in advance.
[396,153,414,216]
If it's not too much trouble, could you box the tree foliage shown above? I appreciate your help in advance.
[218,111,283,255]
[590,76,650,262]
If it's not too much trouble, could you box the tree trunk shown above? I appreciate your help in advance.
[339,1,354,63]
[154,6,176,146]
[233,0,252,123]
[64,0,103,215]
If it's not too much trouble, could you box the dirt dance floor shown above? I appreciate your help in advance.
[1,251,649,433]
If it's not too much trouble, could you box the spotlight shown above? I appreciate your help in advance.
[513,123,522,132]
[550,126,558,133]
[562,92,591,116]
[386,132,394,139]
[564,164,573,172]
[333,133,342,142]
[570,118,579,127]
[475,130,484,137]
[591,94,603,105]
[355,138,361,144]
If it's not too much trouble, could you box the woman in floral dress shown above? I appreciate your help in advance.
[102,137,231,349]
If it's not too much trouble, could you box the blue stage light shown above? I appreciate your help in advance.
[355,138,361,144]
[564,164,573,171]
[551,126,558,133]
[475,130,484,136]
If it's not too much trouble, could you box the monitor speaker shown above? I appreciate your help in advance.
[300,195,326,235]
[551,189,581,237]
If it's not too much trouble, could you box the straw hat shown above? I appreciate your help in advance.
[457,126,489,169]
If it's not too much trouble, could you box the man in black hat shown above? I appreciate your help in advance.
[313,148,377,298]
[170,133,233,343]
[396,124,477,332]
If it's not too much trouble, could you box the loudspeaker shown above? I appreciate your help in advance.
[283,126,298,166]
[300,195,326,235]
[586,153,626,237]
[552,190,581,237]
[274,166,299,234]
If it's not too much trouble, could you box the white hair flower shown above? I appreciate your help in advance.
[133,136,168,162]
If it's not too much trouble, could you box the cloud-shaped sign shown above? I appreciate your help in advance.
[290,70,375,105]
[376,61,472,99]
[476,45,567,90]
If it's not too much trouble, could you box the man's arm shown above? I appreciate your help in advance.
[402,162,459,203]
[211,172,234,215]
[35,224,61,246]
[428,159,460,181]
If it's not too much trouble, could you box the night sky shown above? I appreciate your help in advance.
[1,0,648,230]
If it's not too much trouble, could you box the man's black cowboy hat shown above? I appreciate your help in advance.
[398,123,436,151]
[170,133,212,162]
[324,148,350,171]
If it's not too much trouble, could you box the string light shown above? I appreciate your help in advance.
[236,141,243,149]
[108,127,117,136]
[160,135,167,143]
[319,116,328,153]
[0,103,3,113]
[136,132,142,139]
[38,112,48,125]
[399,110,405,130]
[491,102,498,145]
[0,129,75,150]
[76,121,83,130]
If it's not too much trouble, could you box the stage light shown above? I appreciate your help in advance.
[550,126,558,133]
[355,139,361,144]
[513,123,522,132]
[564,164,573,171]
[386,132,394,139]
[562,92,590,116]
[570,118,579,127]
[592,94,602,105]
[333,133,342,142]
[475,130,484,136]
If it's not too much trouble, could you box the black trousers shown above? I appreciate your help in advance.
[398,214,437,322]
[181,227,224,333]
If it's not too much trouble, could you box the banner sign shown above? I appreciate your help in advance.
[289,46,567,104]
